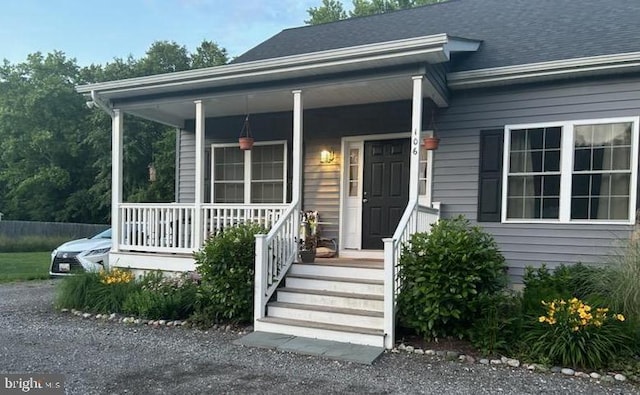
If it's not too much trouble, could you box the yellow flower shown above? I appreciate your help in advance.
[615,314,625,322]
[538,316,546,323]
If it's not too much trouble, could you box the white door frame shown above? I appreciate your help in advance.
[338,131,434,256]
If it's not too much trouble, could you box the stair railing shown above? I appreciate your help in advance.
[383,201,440,349]
[254,202,299,321]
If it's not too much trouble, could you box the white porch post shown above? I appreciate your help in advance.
[111,109,123,253]
[409,76,423,203]
[194,100,205,249]
[292,90,303,205]
[292,90,303,261]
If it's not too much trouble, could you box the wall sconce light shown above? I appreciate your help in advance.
[320,149,335,164]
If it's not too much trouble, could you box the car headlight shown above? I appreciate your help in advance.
[86,247,110,256]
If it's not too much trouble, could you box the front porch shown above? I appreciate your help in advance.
[80,34,477,349]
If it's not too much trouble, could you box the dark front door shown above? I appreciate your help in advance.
[362,138,410,249]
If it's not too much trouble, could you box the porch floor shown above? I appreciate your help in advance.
[233,331,384,364]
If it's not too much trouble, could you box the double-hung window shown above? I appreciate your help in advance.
[211,141,287,204]
[503,117,638,223]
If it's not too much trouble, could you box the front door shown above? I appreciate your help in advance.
[361,138,410,249]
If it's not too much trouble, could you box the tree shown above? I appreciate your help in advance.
[0,39,229,223]
[306,0,446,24]
[306,0,348,25]
[191,40,229,69]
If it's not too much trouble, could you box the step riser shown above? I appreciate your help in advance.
[286,277,384,295]
[254,320,384,347]
[289,264,383,281]
[268,306,384,329]
[277,291,383,312]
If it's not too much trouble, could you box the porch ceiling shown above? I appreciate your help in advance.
[122,74,420,128]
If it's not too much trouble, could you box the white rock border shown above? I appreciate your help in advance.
[58,308,253,335]
[389,343,629,383]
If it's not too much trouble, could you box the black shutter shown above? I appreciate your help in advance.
[477,129,504,222]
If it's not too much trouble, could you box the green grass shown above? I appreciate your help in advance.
[0,252,51,282]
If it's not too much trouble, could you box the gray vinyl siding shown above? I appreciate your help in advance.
[434,76,640,282]
[303,138,341,244]
[425,63,448,103]
[177,129,195,203]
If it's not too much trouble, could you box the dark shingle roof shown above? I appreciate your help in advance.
[234,0,640,72]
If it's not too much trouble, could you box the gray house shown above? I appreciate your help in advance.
[78,0,640,349]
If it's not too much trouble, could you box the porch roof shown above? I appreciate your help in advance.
[77,34,480,128]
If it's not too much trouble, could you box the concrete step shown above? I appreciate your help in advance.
[254,316,385,347]
[277,287,384,312]
[288,263,383,281]
[285,274,384,295]
[267,301,384,329]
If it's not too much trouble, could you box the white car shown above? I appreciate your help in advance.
[49,229,111,276]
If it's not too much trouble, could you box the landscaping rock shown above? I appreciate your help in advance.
[60,308,69,313]
[435,350,446,357]
[174,320,182,327]
[601,375,615,383]
[576,372,590,379]
[589,372,601,380]
[506,359,520,368]
[479,359,489,365]
[490,359,502,365]
[390,348,399,353]
[550,366,562,373]
[614,374,626,382]
[405,346,415,353]
[82,313,92,319]
[398,344,406,351]
[500,356,508,364]
[158,320,166,326]
[425,350,435,356]
[561,368,575,376]
[458,355,467,362]
[465,356,476,364]
[414,349,424,355]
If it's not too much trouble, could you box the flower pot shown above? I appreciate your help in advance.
[423,136,440,150]
[239,137,254,150]
[299,249,316,263]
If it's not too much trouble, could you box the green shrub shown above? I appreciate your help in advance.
[522,264,606,318]
[56,271,103,310]
[594,238,640,325]
[56,268,136,313]
[396,216,507,339]
[524,297,633,369]
[193,223,268,323]
[468,292,523,356]
[123,271,198,320]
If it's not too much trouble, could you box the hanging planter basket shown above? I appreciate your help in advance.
[423,136,440,150]
[238,115,254,150]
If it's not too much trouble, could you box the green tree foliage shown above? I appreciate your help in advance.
[306,0,446,24]
[0,40,228,223]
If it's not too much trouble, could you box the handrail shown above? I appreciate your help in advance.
[254,201,299,320]
[383,200,440,349]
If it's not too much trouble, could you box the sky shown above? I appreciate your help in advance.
[0,0,324,66]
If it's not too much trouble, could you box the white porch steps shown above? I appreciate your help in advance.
[254,260,386,347]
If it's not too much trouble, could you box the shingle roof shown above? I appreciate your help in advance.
[234,0,640,72]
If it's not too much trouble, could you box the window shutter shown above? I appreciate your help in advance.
[477,129,504,222]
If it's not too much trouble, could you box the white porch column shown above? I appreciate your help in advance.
[292,90,303,205]
[194,100,205,249]
[409,76,423,202]
[111,109,123,253]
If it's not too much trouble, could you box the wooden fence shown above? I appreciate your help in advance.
[0,220,109,239]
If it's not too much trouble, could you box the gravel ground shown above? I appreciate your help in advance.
[1,280,639,395]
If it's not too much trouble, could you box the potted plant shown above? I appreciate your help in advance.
[423,135,440,150]
[238,115,254,150]
[299,211,318,263]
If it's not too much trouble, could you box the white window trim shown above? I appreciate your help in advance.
[419,130,434,205]
[501,116,639,225]
[211,140,288,204]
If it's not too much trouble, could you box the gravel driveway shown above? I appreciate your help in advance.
[1,280,638,395]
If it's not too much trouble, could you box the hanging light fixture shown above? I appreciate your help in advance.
[238,96,254,150]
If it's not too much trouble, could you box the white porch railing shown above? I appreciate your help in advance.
[383,201,440,349]
[118,203,287,254]
[254,203,299,320]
